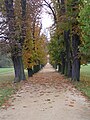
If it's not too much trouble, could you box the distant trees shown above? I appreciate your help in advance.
[0,52,12,68]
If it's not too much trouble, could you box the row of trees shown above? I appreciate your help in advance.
[47,0,90,81]
[0,0,89,82]
[0,0,47,82]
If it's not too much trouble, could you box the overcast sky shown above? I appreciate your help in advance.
[42,12,53,29]
[41,1,53,41]
[41,13,53,40]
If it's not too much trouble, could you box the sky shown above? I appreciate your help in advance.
[41,12,53,40]
[41,12,53,29]
[41,1,54,41]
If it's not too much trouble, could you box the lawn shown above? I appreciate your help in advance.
[0,68,14,75]
[0,68,27,107]
[80,64,90,79]
[0,68,15,107]
[74,64,90,99]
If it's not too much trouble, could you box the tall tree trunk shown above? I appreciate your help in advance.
[61,52,65,74]
[12,56,26,82]
[64,30,72,77]
[72,34,80,81]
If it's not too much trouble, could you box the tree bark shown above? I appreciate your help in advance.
[61,52,65,74]
[72,34,80,81]
[12,56,26,82]
[27,68,33,77]
[64,30,72,77]
[33,65,40,73]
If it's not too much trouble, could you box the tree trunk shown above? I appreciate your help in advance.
[27,68,33,77]
[58,63,61,72]
[12,56,26,82]
[64,60,68,76]
[61,52,65,74]
[64,30,72,77]
[33,65,40,73]
[72,34,80,81]
[72,58,80,81]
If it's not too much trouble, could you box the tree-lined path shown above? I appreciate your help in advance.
[0,63,90,120]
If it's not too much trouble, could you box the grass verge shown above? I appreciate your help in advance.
[0,75,20,107]
[73,64,90,99]
[0,68,28,107]
[0,68,14,75]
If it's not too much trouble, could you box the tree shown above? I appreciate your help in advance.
[23,0,47,77]
[3,0,26,82]
[47,0,81,81]
[78,0,90,64]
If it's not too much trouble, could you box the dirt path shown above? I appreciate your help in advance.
[0,63,90,120]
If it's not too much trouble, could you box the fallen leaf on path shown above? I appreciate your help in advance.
[72,99,76,101]
[69,104,74,107]
[23,106,27,108]
[46,99,51,101]
[39,93,44,96]
[48,101,52,104]
[70,101,75,104]
[33,100,37,102]
[50,106,53,108]
[55,95,59,97]
[16,95,21,97]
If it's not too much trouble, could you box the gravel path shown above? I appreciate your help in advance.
[0,63,90,120]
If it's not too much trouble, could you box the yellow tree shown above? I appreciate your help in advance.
[23,0,47,77]
[23,24,47,77]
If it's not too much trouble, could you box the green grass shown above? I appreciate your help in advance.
[0,68,28,107]
[0,68,14,85]
[0,68,19,107]
[74,64,90,99]
[0,87,14,106]
[0,70,15,107]
[0,68,14,75]
[80,64,90,79]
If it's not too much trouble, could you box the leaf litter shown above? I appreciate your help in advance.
[0,63,90,120]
